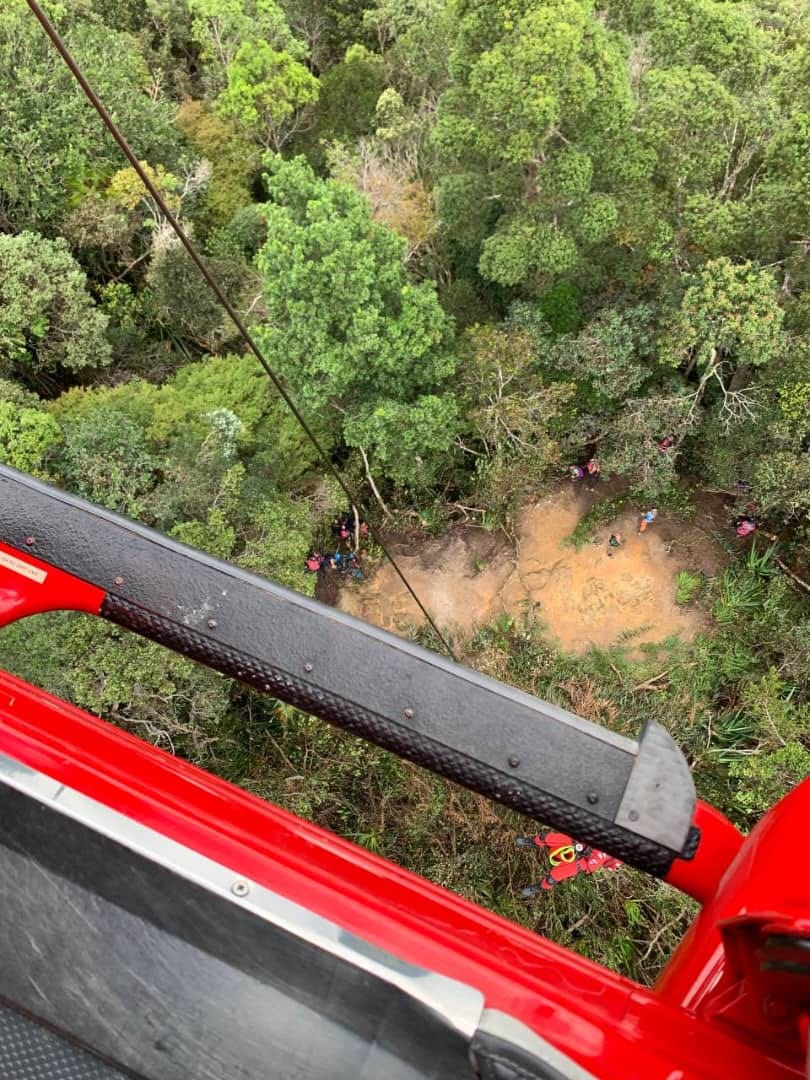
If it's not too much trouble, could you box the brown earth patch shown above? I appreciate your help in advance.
[339,490,720,654]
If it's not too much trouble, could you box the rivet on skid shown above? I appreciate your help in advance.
[587,792,599,805]
[304,662,313,673]
[403,707,414,719]
[25,536,35,547]
[231,880,250,898]
[207,619,217,629]
[508,756,520,768]
[114,576,124,586]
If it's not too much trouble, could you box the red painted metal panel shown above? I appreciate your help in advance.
[0,669,804,1079]
[0,541,103,626]
[657,779,810,1070]
[0,533,805,1076]
[665,800,745,903]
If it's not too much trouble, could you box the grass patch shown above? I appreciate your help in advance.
[675,569,703,605]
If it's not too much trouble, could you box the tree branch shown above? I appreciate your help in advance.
[358,445,393,520]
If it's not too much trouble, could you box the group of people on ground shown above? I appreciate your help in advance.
[604,507,656,557]
[305,510,369,580]
[603,509,657,560]
[305,549,363,577]
[569,447,776,551]
[569,458,601,490]
[328,512,369,545]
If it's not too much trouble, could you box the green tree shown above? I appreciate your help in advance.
[278,0,376,71]
[64,617,234,764]
[296,44,384,166]
[455,325,575,508]
[343,394,460,493]
[187,0,305,90]
[216,40,319,151]
[432,0,632,290]
[597,390,695,497]
[660,258,785,430]
[638,66,741,209]
[363,0,452,103]
[255,156,455,416]
[142,244,262,353]
[512,301,658,409]
[0,232,111,385]
[0,377,42,407]
[0,1,179,230]
[238,492,316,595]
[606,0,768,89]
[175,100,260,233]
[52,405,160,518]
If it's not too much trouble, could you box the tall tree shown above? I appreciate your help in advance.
[660,258,785,430]
[254,155,457,490]
[255,156,455,413]
[215,39,319,151]
[432,0,633,291]
[187,0,306,91]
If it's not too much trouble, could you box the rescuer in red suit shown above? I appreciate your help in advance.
[516,831,623,898]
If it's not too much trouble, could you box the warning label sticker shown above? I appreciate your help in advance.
[0,549,47,584]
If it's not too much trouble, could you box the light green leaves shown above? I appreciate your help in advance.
[0,402,61,475]
[216,40,318,150]
[661,258,785,371]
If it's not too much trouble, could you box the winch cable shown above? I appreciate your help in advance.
[25,0,457,661]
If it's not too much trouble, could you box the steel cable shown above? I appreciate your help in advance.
[25,0,457,660]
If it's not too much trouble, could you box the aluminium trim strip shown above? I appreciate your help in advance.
[0,750,484,1040]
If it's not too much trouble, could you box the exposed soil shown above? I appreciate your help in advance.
[339,489,726,654]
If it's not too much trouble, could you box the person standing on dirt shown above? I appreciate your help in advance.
[585,458,601,490]
[638,508,658,534]
[607,532,623,557]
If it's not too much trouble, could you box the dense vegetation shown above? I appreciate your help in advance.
[0,0,808,982]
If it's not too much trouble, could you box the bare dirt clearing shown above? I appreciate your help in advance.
[339,490,718,654]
